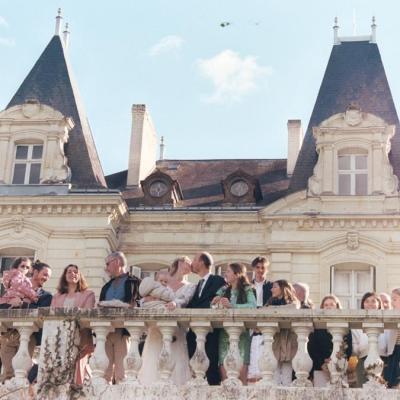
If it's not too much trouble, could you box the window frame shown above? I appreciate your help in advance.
[330,264,375,309]
[11,143,44,185]
[337,152,368,195]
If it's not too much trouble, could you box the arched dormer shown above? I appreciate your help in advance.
[141,169,183,206]
[308,103,398,196]
[0,99,73,185]
[221,169,262,204]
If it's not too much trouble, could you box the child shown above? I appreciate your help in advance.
[0,257,37,308]
[139,270,175,309]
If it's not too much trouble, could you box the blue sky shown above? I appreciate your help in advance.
[1,1,400,175]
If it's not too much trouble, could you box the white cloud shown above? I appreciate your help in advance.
[0,16,8,27]
[197,50,272,103]
[0,37,15,47]
[148,35,184,56]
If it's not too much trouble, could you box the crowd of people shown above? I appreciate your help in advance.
[0,252,399,389]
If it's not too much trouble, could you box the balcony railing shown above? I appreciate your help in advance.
[0,307,399,399]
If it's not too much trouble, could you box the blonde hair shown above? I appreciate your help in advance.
[320,294,342,309]
[169,256,191,276]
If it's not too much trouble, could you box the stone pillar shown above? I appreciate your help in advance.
[363,322,384,386]
[223,322,244,385]
[291,322,313,387]
[157,321,178,383]
[189,321,211,386]
[257,322,279,386]
[327,322,349,387]
[10,322,35,387]
[123,321,145,384]
[89,322,112,385]
[0,136,10,183]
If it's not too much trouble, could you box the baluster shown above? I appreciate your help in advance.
[256,322,279,386]
[291,322,313,387]
[10,322,36,387]
[122,321,145,384]
[188,321,211,386]
[157,321,177,383]
[223,322,244,385]
[327,322,349,387]
[363,322,384,387]
[89,321,112,385]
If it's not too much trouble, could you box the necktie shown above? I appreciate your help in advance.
[197,279,205,297]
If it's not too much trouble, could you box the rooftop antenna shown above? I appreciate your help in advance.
[371,16,377,43]
[63,22,70,49]
[55,8,62,36]
[333,17,340,45]
[160,136,165,160]
[352,9,357,35]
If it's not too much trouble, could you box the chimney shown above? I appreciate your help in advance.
[127,104,158,187]
[287,119,303,176]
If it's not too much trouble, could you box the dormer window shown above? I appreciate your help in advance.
[338,150,367,195]
[12,144,43,184]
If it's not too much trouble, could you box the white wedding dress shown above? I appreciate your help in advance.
[138,282,196,386]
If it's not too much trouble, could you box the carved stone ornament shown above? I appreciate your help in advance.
[346,231,359,250]
[21,99,41,118]
[344,103,363,126]
[12,216,24,234]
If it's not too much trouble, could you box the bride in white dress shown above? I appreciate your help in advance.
[139,256,196,386]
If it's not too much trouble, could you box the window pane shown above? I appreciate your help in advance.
[333,271,351,295]
[338,156,351,170]
[12,163,26,184]
[29,163,41,184]
[355,174,368,195]
[355,155,367,170]
[339,298,351,309]
[338,174,351,195]
[32,145,43,159]
[15,146,28,160]
[356,271,372,294]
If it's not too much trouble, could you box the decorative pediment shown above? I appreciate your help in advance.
[221,169,262,204]
[308,105,398,197]
[0,100,74,185]
[141,169,183,206]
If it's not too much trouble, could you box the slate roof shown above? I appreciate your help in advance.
[106,159,289,207]
[289,40,400,193]
[7,35,106,188]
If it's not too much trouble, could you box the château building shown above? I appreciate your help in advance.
[0,13,399,311]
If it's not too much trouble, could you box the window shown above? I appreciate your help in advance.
[12,144,43,184]
[331,263,375,309]
[338,153,368,195]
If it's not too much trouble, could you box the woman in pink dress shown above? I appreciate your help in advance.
[0,257,37,308]
[51,264,95,385]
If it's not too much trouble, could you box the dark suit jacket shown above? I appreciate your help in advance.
[253,279,273,306]
[187,274,226,308]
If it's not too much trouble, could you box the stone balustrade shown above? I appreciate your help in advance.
[0,307,399,399]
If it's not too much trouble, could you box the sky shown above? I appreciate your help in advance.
[1,1,400,176]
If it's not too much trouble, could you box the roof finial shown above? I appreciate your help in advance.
[160,136,165,160]
[63,23,70,49]
[55,8,62,36]
[333,17,340,45]
[371,16,377,43]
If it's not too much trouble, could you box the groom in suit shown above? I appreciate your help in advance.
[187,252,225,385]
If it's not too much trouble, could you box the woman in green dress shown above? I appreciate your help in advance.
[211,262,256,384]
